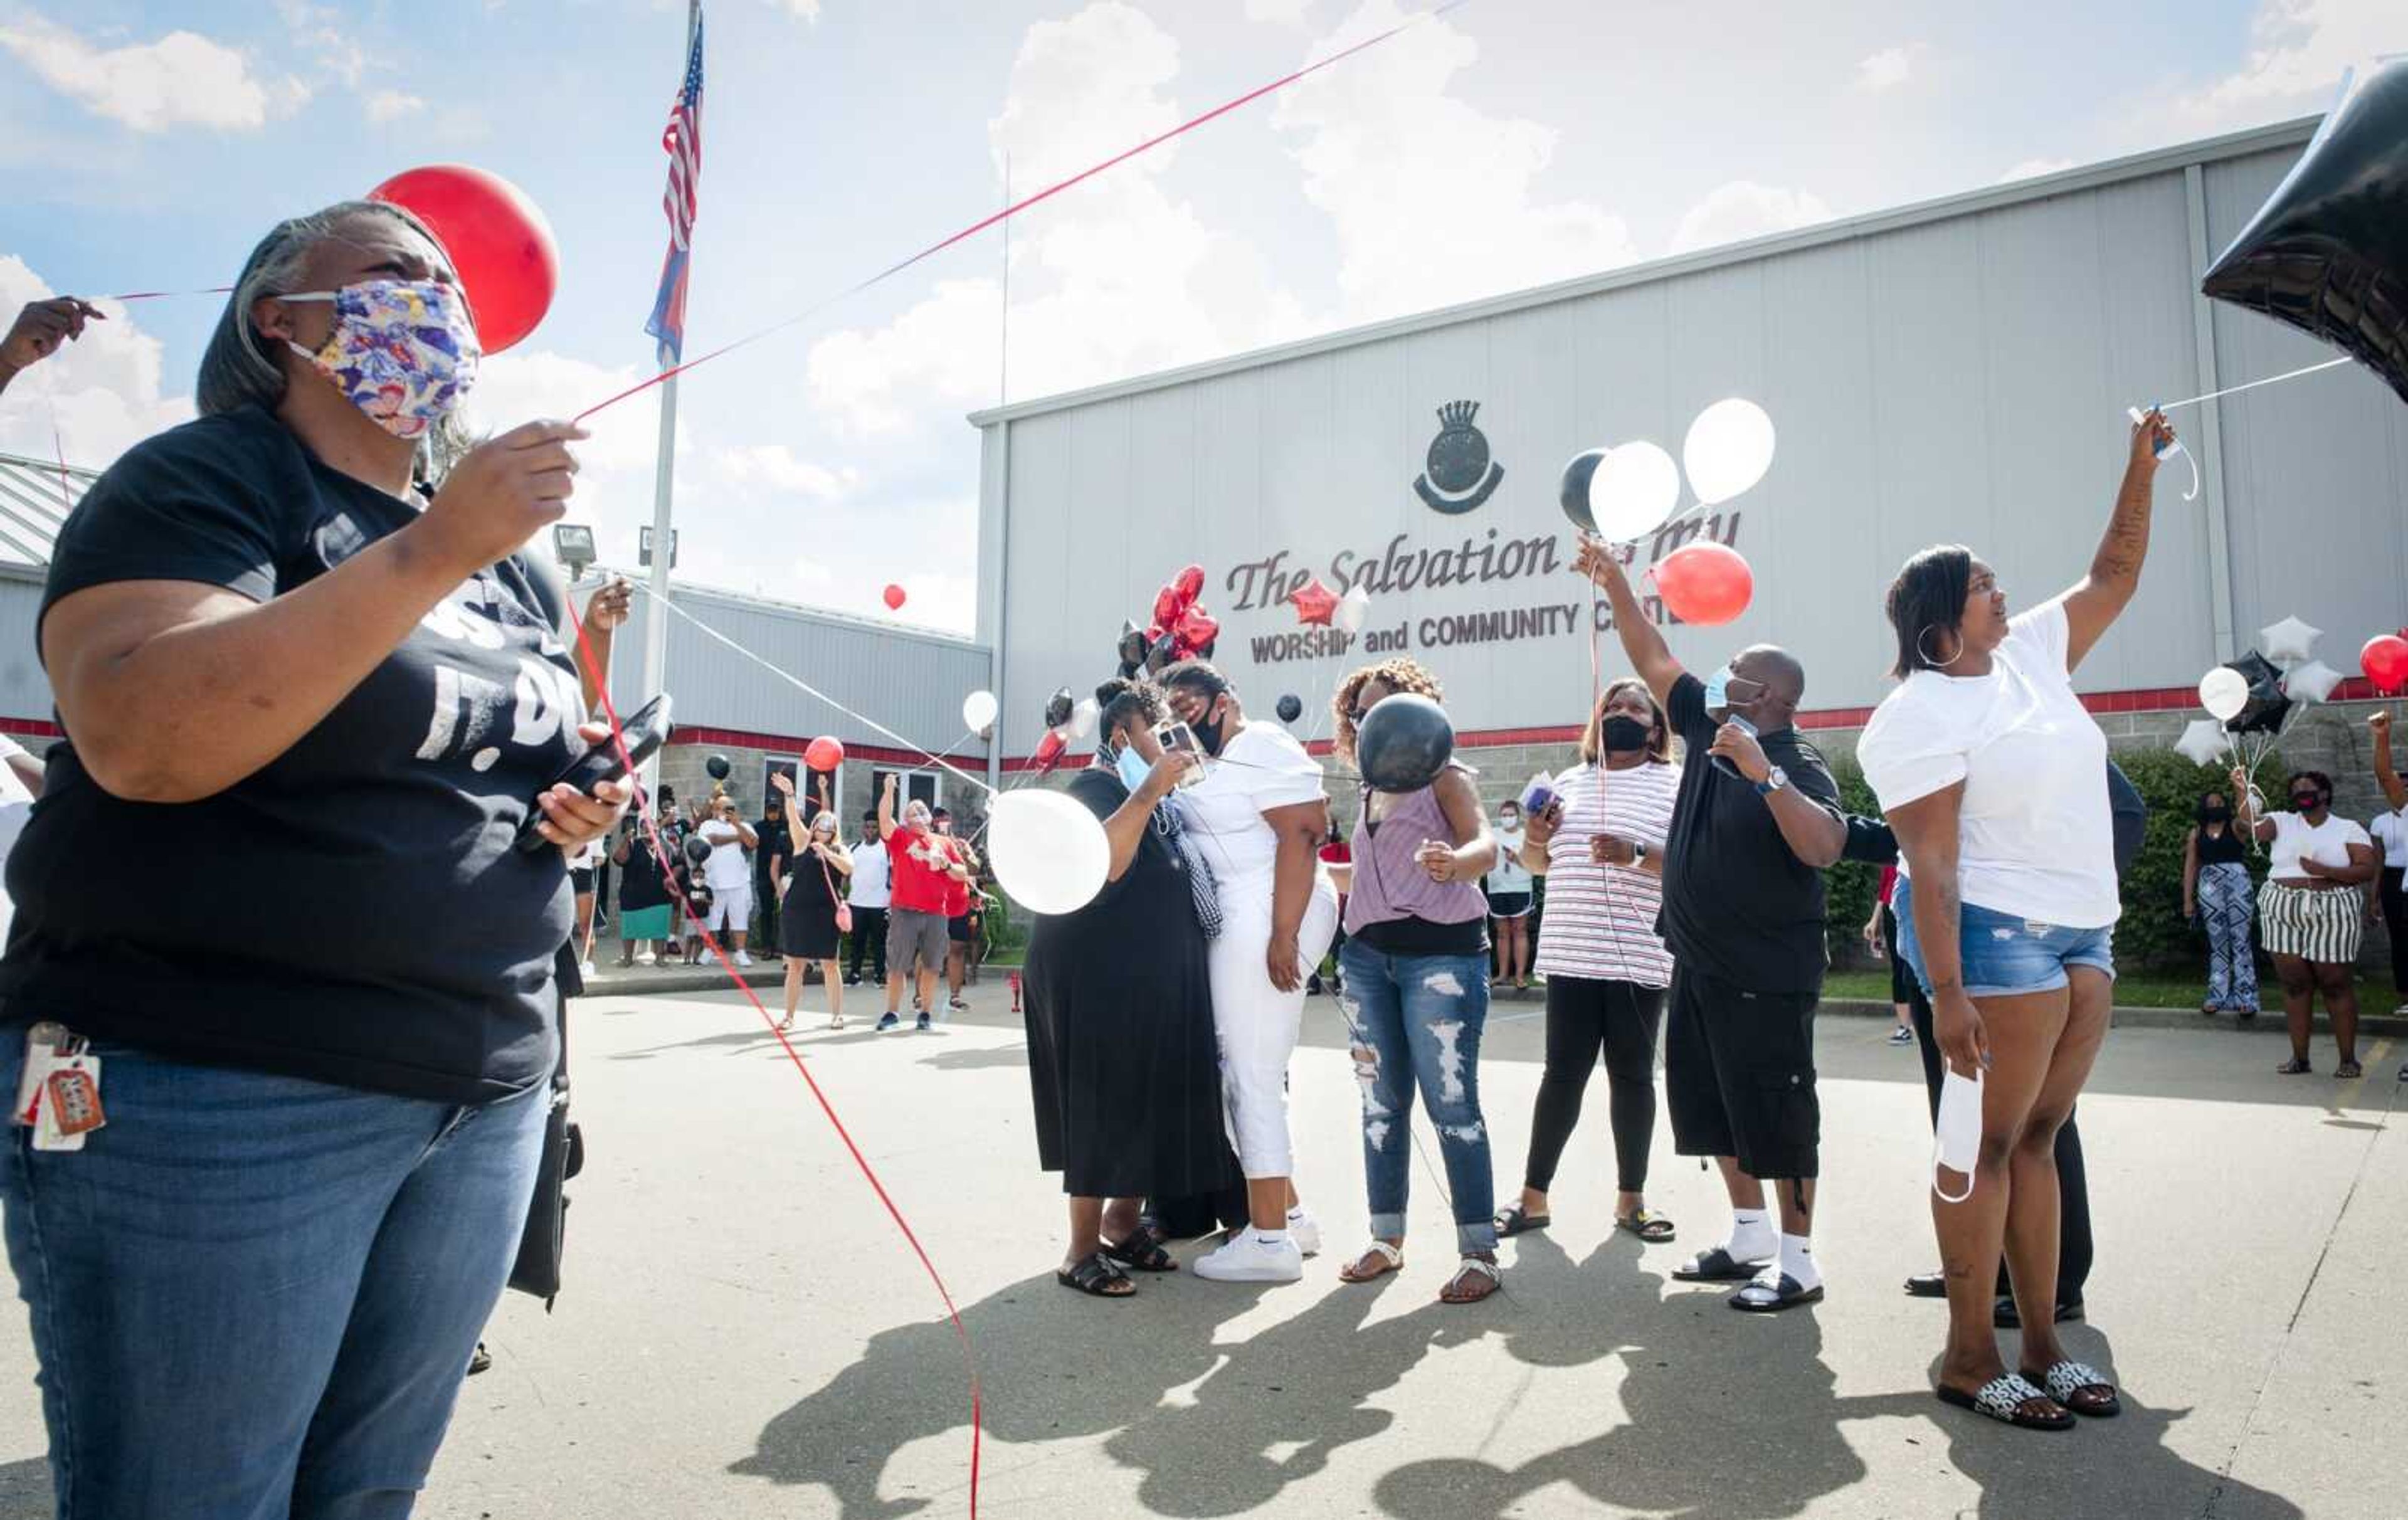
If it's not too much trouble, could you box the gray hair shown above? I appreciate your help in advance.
[196,198,473,480]
[810,810,839,837]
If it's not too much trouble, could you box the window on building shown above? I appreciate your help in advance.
[875,768,939,815]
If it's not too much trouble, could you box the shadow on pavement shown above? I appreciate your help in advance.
[0,1458,45,1520]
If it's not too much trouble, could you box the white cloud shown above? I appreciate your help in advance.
[0,11,308,132]
[1271,0,1638,322]
[366,90,426,124]
[0,258,195,472]
[1666,181,1835,256]
[1855,45,1917,92]
[1246,0,1316,24]
[713,444,858,500]
[766,0,823,19]
[1998,156,2076,183]
[2191,0,2400,112]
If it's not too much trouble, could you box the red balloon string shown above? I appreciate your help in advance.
[564,602,983,1516]
[105,287,233,302]
[572,0,1471,425]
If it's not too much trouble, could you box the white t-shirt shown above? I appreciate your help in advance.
[2369,810,2408,870]
[0,735,32,946]
[2268,810,2372,884]
[698,818,752,891]
[1173,720,1328,886]
[1486,826,1534,895]
[1857,599,2118,929]
[1532,760,1680,986]
[847,835,892,908]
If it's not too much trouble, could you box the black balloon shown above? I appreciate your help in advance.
[2202,60,2408,404]
[682,835,712,867]
[704,752,732,781]
[1144,631,1178,674]
[2221,650,2293,735]
[1275,694,1304,723]
[1044,686,1075,729]
[1117,620,1149,672]
[1354,693,1455,794]
[1558,448,1606,536]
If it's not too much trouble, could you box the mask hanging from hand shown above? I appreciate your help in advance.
[1932,1067,1983,1204]
[283,278,480,440]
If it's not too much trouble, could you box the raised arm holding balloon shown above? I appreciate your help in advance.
[0,295,103,398]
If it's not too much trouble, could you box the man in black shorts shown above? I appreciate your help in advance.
[1583,539,1846,1312]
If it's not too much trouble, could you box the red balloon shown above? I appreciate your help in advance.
[1152,582,1186,631]
[1176,605,1220,653]
[1173,564,1206,603]
[883,584,907,611]
[1291,576,1339,626]
[2363,633,2408,693]
[1652,543,1753,626]
[1032,729,1069,773]
[805,736,846,772]
[368,164,558,353]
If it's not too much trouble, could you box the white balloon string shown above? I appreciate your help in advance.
[2153,356,2353,412]
[628,580,996,798]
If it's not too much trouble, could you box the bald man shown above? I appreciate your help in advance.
[1579,539,1847,1312]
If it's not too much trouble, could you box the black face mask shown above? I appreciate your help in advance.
[2197,805,2232,825]
[1191,699,1228,757]
[1600,714,1650,753]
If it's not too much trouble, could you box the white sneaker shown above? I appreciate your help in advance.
[1286,1209,1323,1258]
[735,951,754,968]
[579,960,597,979]
[1193,1230,1304,1284]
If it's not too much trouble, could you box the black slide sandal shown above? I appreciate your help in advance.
[1903,1271,1947,1298]
[1056,1251,1134,1298]
[1615,1210,1676,1243]
[1673,1246,1766,1282]
[2024,1359,2120,1418]
[1938,1374,2075,1432]
[1729,1274,1823,1312]
[1494,1204,1551,1238]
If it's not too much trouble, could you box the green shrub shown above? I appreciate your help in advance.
[1824,757,1886,969]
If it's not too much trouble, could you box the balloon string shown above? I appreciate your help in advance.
[630,580,996,798]
[105,286,233,302]
[2153,356,2352,411]
[564,600,983,1516]
[571,0,1470,425]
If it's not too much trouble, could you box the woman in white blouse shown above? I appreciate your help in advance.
[1857,409,2174,1432]
[2233,764,2377,1076]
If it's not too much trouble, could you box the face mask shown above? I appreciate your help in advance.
[2291,793,2323,813]
[1499,812,1520,831]
[1191,699,1228,757]
[1932,1066,1983,1205]
[1600,714,1651,753]
[1701,665,1735,715]
[2198,805,2231,824]
[1114,742,1151,794]
[282,278,479,440]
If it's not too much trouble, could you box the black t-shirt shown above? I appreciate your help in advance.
[618,833,671,910]
[754,813,792,880]
[1,406,582,1104]
[1659,671,1844,995]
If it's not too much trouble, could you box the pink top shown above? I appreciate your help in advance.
[1344,780,1488,935]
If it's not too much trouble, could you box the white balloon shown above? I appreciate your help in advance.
[987,788,1109,916]
[1682,398,1778,505]
[1334,584,1371,633]
[2175,718,2228,768]
[1588,441,1682,541]
[2284,659,2343,704]
[2259,614,2321,667]
[2199,667,2249,722]
[1070,697,1100,739]
[962,689,1000,732]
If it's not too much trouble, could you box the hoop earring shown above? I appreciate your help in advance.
[1916,624,1963,670]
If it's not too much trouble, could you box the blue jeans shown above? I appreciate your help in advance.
[0,1033,548,1519]
[1337,942,1497,1253]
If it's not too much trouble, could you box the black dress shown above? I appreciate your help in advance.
[780,845,845,959]
[1022,768,1239,1200]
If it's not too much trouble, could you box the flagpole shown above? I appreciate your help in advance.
[638,0,700,805]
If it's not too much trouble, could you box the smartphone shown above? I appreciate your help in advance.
[1154,721,1208,787]
[514,693,675,853]
[1709,714,1756,783]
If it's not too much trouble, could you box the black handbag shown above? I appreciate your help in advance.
[509,956,586,1307]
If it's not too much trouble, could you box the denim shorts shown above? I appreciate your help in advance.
[1891,875,2115,999]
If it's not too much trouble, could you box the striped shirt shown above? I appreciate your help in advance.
[1533,760,1681,986]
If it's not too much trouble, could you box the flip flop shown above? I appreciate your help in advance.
[1614,1210,1676,1243]
[1672,1245,1768,1282]
[2022,1359,2120,1419]
[1493,1204,1551,1238]
[1729,1273,1824,1312]
[1055,1250,1135,1298]
[1938,1373,2074,1432]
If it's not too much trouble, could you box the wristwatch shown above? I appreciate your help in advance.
[1755,766,1789,797]
[1630,842,1649,867]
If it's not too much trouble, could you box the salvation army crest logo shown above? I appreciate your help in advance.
[1413,399,1504,515]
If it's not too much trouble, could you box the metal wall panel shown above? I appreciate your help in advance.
[0,576,50,725]
[990,137,2392,752]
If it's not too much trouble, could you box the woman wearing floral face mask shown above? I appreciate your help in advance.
[0,201,623,1512]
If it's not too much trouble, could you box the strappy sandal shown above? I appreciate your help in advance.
[828,1013,845,1032]
[1440,1254,1502,1305]
[1614,1209,1676,1243]
[1672,1245,1768,1282]
[2336,1059,2363,1079]
[2022,1359,2120,1418]
[1937,1373,2074,1432]
[1493,1204,1550,1238]
[2277,1057,2311,1074]
[1055,1250,1134,1298]
[1338,1240,1404,1284]
[1102,1228,1179,1274]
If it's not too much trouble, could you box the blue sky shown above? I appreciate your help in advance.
[1,0,2394,632]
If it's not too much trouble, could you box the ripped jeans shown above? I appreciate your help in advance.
[1338,941,1497,1253]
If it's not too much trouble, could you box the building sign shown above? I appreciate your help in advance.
[1412,400,1504,514]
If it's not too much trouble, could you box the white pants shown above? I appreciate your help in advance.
[1208,873,1340,1179]
[703,880,752,933]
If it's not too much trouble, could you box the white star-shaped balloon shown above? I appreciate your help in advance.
[2175,718,2229,768]
[2283,660,2343,704]
[2259,615,2322,666]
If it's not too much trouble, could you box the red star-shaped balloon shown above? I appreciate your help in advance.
[1291,576,1339,626]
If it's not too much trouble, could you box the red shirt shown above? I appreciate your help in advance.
[940,838,972,918]
[887,829,958,915]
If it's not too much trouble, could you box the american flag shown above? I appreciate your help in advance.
[643,9,705,367]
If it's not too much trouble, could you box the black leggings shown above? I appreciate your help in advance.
[1523,976,1665,1195]
[1908,989,2092,1305]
